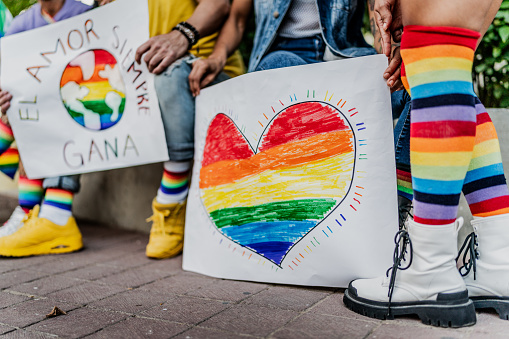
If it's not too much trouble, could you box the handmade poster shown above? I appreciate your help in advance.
[183,55,399,287]
[0,0,168,179]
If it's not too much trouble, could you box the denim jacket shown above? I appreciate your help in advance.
[249,0,376,72]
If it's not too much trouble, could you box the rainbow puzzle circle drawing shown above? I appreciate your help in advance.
[199,101,356,266]
[60,49,126,131]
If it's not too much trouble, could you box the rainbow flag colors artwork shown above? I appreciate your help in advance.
[199,102,355,265]
[60,49,126,131]
[0,146,18,179]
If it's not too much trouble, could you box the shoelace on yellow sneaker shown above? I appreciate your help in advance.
[146,204,184,235]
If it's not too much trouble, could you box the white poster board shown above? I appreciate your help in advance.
[1,0,168,179]
[183,55,399,287]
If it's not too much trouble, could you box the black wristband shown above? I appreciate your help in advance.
[171,21,201,50]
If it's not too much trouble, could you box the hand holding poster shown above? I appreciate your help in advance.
[0,0,168,179]
[184,55,398,287]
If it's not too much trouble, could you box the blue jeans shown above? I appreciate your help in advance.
[256,35,326,71]
[393,90,412,172]
[154,55,230,161]
[255,36,411,170]
[43,175,81,193]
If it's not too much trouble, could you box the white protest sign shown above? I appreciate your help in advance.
[183,55,399,287]
[1,0,168,179]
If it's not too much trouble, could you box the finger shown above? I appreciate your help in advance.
[200,73,217,90]
[189,63,207,96]
[374,11,393,57]
[384,55,401,79]
[144,49,162,72]
[135,41,151,64]
[1,102,11,114]
[152,53,177,75]
[387,67,401,88]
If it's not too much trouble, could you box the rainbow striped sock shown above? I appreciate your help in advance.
[156,161,191,204]
[40,188,74,225]
[0,146,19,179]
[402,25,479,225]
[397,165,413,201]
[463,98,509,217]
[0,119,14,156]
[18,175,44,213]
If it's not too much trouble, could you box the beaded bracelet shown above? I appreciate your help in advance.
[172,22,201,50]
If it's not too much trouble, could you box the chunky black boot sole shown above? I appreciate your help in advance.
[344,284,476,328]
[472,297,509,320]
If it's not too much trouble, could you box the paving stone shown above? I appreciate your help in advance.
[96,265,172,288]
[271,313,379,339]
[200,304,298,336]
[0,255,60,270]
[25,307,127,338]
[0,298,80,328]
[186,279,268,302]
[366,322,471,339]
[0,291,30,309]
[100,252,160,269]
[139,272,215,296]
[1,329,56,338]
[141,295,230,325]
[87,316,189,339]
[472,310,509,335]
[141,255,184,274]
[175,326,252,339]
[47,281,125,304]
[10,275,84,296]
[243,285,332,311]
[0,324,15,335]
[0,270,50,289]
[29,255,93,274]
[89,289,168,314]
[60,264,122,281]
[310,292,384,321]
[0,263,16,274]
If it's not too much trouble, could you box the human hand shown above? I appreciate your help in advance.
[188,56,225,97]
[135,31,188,74]
[0,89,12,117]
[374,0,403,57]
[384,44,403,91]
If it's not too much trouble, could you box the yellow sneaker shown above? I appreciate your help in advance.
[146,199,186,259]
[0,205,83,257]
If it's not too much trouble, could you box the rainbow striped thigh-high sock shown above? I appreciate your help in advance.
[402,25,480,225]
[156,161,191,204]
[18,175,44,213]
[39,188,74,225]
[463,98,509,217]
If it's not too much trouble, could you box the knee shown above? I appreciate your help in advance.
[256,51,307,71]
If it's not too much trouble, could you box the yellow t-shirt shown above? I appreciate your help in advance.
[148,0,245,77]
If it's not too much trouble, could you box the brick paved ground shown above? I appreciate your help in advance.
[1,217,509,338]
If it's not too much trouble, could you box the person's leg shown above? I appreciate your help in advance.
[392,90,413,227]
[255,50,308,71]
[0,146,18,179]
[0,175,82,256]
[0,119,14,157]
[344,0,502,326]
[460,99,509,318]
[147,56,230,259]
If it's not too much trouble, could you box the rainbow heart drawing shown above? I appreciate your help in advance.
[199,101,356,266]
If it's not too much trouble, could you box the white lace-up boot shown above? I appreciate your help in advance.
[461,214,509,319]
[344,218,476,327]
[0,206,27,238]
